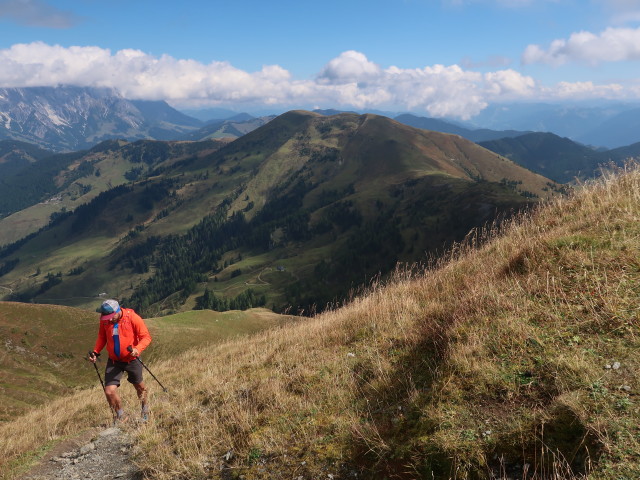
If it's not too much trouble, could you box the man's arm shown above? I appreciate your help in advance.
[92,321,106,357]
[130,312,151,356]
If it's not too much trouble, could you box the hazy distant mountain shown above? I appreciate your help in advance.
[181,114,276,141]
[0,86,203,151]
[575,108,640,149]
[465,102,640,148]
[179,107,240,122]
[395,113,530,143]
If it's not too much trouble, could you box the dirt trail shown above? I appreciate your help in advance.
[21,424,141,480]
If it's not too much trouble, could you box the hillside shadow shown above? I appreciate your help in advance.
[344,323,602,479]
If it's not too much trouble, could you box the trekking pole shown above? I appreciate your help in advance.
[88,351,105,389]
[127,346,168,392]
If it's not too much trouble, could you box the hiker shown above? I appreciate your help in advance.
[88,299,152,423]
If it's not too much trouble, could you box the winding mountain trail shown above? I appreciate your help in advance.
[21,425,141,480]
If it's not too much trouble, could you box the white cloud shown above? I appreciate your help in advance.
[546,80,624,98]
[317,50,382,85]
[0,0,81,28]
[0,42,636,119]
[522,26,640,65]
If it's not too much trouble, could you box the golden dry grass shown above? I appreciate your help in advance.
[2,163,640,479]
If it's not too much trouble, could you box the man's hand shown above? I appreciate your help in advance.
[88,351,99,363]
[129,347,140,358]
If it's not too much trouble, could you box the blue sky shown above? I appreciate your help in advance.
[1,0,640,118]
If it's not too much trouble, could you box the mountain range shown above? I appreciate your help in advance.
[0,86,203,151]
[0,110,557,317]
[463,102,640,148]
[3,87,640,153]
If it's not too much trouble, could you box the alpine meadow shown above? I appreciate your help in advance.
[1,156,639,478]
[6,0,640,477]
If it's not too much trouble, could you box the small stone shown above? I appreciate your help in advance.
[604,364,612,369]
[79,442,95,455]
[223,450,233,462]
[347,352,356,358]
[100,427,119,437]
[622,385,632,391]
[612,362,621,370]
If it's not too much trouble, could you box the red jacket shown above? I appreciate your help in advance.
[93,308,152,362]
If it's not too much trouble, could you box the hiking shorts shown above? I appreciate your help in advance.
[105,358,144,386]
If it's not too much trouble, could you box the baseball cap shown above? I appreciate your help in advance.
[96,299,121,320]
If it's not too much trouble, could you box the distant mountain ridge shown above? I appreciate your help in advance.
[464,102,640,148]
[394,113,531,143]
[0,86,203,151]
[479,132,640,183]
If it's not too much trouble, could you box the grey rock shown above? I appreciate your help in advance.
[79,442,95,455]
[100,427,119,437]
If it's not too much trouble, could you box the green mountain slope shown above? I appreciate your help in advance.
[0,138,229,246]
[0,140,52,177]
[479,132,640,183]
[0,111,558,317]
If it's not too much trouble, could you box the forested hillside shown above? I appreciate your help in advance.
[0,111,558,317]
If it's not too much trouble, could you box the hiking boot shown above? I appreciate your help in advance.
[113,410,128,426]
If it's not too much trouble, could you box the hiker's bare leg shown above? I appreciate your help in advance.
[104,385,122,414]
[134,381,148,409]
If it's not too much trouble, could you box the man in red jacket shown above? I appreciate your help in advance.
[89,299,152,423]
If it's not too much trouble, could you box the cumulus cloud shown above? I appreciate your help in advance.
[317,50,382,85]
[0,42,635,119]
[0,0,81,28]
[522,26,640,65]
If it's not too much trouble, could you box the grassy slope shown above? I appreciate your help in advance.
[1,165,638,479]
[0,302,293,422]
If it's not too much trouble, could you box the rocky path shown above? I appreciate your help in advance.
[21,425,141,480]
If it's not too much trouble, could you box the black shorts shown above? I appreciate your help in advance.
[105,358,144,386]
